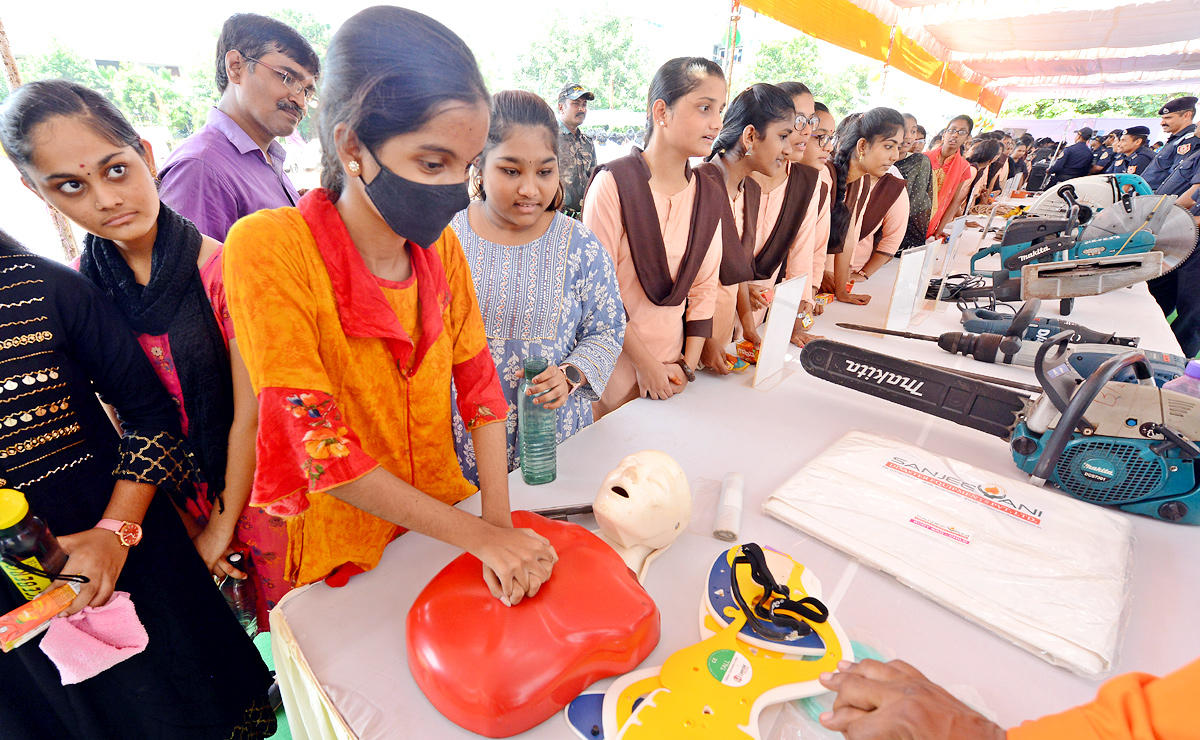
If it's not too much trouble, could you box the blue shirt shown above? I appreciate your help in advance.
[1093,146,1115,172]
[448,210,625,482]
[1142,123,1197,191]
[1112,146,1155,176]
[1157,149,1200,197]
[159,108,300,241]
[1048,141,1094,182]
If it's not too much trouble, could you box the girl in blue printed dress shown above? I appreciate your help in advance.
[451,90,625,481]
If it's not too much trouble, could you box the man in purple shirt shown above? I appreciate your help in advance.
[160,13,319,240]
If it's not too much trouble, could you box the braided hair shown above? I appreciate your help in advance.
[827,107,905,254]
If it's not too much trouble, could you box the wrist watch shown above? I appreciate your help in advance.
[95,518,143,547]
[560,363,584,394]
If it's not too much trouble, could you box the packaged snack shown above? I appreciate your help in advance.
[814,293,835,306]
[724,354,751,373]
[736,340,760,365]
[0,582,80,652]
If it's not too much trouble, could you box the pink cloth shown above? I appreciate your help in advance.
[40,591,148,685]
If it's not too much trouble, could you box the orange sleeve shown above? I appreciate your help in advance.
[223,210,380,516]
[440,229,506,430]
[1008,658,1200,740]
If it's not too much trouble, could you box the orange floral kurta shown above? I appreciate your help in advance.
[223,189,506,587]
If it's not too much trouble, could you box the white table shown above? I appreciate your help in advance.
[270,237,1198,739]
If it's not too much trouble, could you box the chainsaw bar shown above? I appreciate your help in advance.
[800,339,1030,440]
[1080,195,1198,275]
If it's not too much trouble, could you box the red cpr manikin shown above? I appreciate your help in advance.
[406,511,660,737]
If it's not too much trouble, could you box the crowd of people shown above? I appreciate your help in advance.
[0,7,1197,740]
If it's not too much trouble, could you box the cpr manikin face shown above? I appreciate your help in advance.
[594,450,691,583]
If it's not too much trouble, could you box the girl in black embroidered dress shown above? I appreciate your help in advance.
[0,231,274,739]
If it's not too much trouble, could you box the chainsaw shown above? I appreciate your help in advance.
[955,185,1196,308]
[799,333,1200,524]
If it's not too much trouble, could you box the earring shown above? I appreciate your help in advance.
[658,120,666,127]
[347,160,361,175]
[746,146,754,156]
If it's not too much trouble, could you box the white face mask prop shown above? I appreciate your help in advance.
[593,450,691,584]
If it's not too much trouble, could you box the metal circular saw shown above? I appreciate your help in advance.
[1080,194,1199,275]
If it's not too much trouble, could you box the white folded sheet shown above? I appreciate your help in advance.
[764,430,1133,679]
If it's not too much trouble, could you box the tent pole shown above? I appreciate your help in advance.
[0,18,78,260]
[724,1,741,91]
[880,25,896,99]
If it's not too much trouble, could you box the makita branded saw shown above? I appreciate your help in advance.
[800,334,1200,524]
[1023,173,1153,221]
[958,184,1196,306]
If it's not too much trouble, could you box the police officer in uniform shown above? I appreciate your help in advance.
[1112,126,1155,176]
[1140,96,1197,191]
[556,82,597,219]
[1145,97,1200,356]
[1047,127,1096,186]
[1091,130,1120,174]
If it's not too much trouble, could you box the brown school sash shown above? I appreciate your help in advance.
[860,173,907,247]
[586,148,725,337]
[757,162,819,281]
[829,174,873,255]
[695,162,758,286]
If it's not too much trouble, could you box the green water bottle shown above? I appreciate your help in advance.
[518,357,557,485]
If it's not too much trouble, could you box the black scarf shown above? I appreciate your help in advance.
[80,204,232,506]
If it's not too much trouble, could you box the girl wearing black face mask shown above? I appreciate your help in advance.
[221,6,558,607]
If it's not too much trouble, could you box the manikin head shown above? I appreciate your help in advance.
[594,451,691,578]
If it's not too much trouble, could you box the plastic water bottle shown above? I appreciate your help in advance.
[518,357,557,485]
[0,489,67,602]
[219,551,258,636]
[1163,359,1200,399]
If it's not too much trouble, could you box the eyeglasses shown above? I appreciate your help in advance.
[794,114,822,133]
[242,54,319,107]
[814,133,837,148]
[946,127,970,137]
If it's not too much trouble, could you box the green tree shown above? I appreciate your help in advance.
[268,9,331,140]
[1001,92,1190,119]
[515,11,651,111]
[18,40,107,92]
[742,36,872,117]
[268,9,332,55]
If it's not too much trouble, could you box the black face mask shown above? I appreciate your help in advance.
[361,153,470,248]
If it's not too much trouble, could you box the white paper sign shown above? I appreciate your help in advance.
[752,275,808,389]
[883,246,929,330]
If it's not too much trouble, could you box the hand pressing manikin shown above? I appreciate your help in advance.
[819,659,1005,740]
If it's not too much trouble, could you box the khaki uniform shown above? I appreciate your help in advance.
[559,121,597,218]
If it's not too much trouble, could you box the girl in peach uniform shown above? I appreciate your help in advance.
[695,83,799,372]
[583,57,728,417]
[825,109,911,305]
[744,81,826,348]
